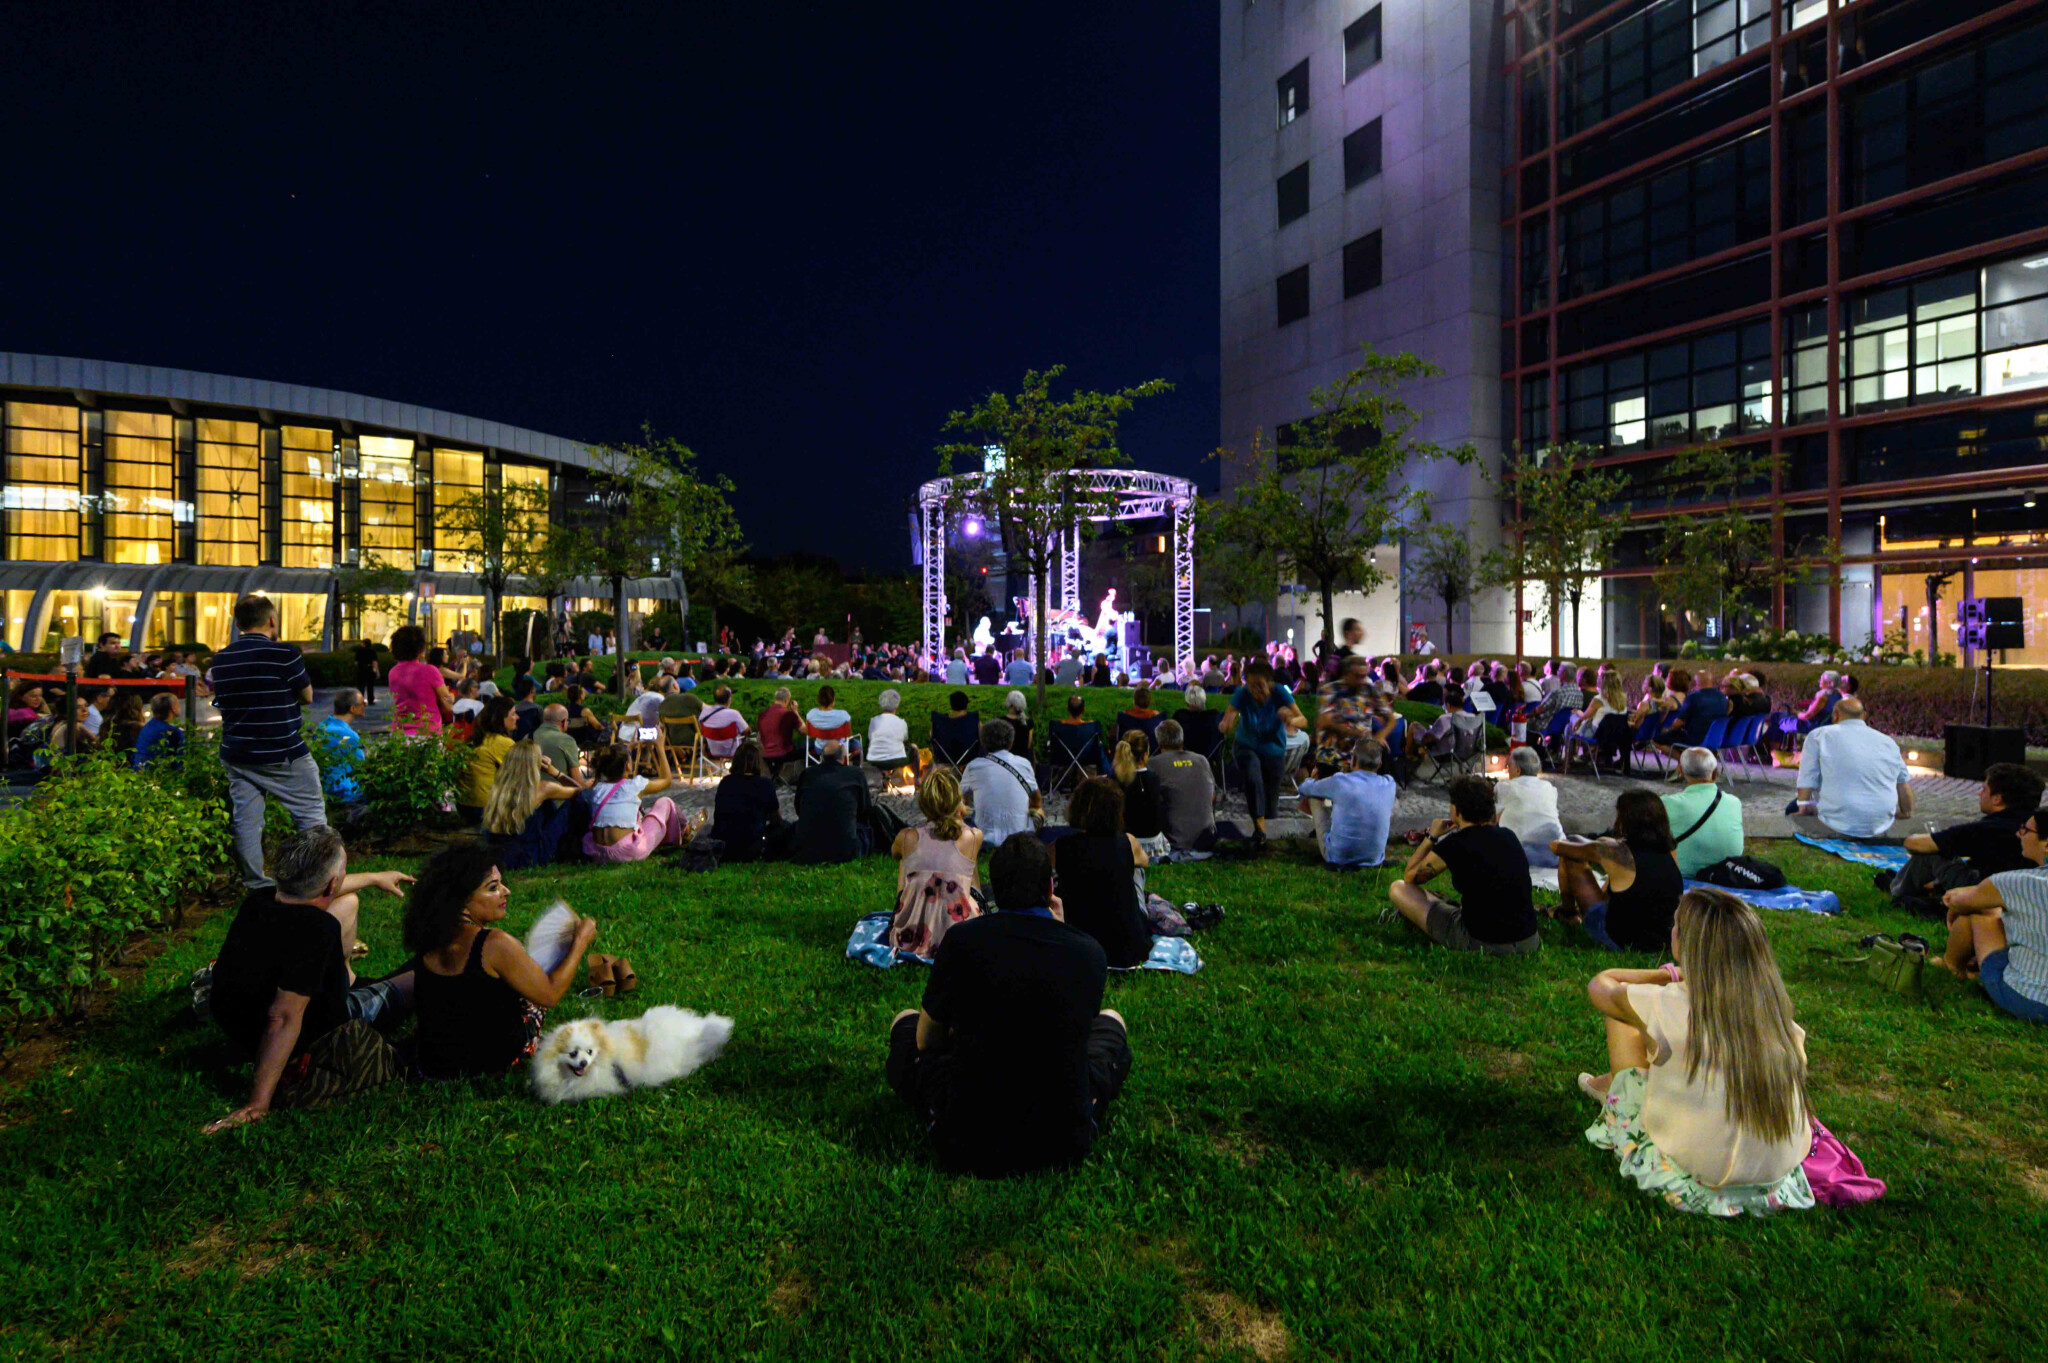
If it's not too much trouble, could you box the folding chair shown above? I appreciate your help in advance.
[1414,714,1484,784]
[1174,708,1227,797]
[1574,712,1634,781]
[803,718,854,766]
[1629,712,1669,776]
[1691,715,1731,785]
[1045,722,1107,794]
[1113,711,1166,751]
[692,710,747,781]
[929,712,981,770]
[1533,708,1579,770]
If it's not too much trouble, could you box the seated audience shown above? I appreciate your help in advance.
[1792,670,1844,735]
[202,827,416,1132]
[1151,719,1218,851]
[1553,790,1684,953]
[132,693,185,771]
[960,720,1041,848]
[804,685,857,760]
[885,835,1132,1177]
[512,675,544,739]
[1388,776,1541,956]
[867,688,912,781]
[1887,762,2046,915]
[1004,652,1035,686]
[696,684,749,762]
[1118,685,1160,732]
[1658,667,1730,754]
[711,740,787,862]
[459,697,520,823]
[318,690,365,805]
[1788,697,1912,839]
[1726,672,1771,720]
[1529,666,1590,735]
[1497,746,1565,867]
[106,694,146,757]
[1220,662,1306,845]
[582,742,689,863]
[1629,674,1673,728]
[1111,729,1167,856]
[1002,690,1034,761]
[1296,740,1396,869]
[1049,693,1108,775]
[450,678,484,721]
[482,740,590,870]
[931,691,982,768]
[1405,661,1445,706]
[1048,777,1155,968]
[1580,888,1814,1214]
[946,649,970,685]
[6,679,47,728]
[1314,655,1376,771]
[403,841,600,1079]
[758,686,801,780]
[972,650,1000,686]
[889,766,985,956]
[534,703,585,782]
[1661,748,1744,878]
[561,686,606,750]
[1939,810,2048,1023]
[794,738,874,863]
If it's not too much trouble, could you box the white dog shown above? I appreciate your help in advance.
[531,1007,734,1106]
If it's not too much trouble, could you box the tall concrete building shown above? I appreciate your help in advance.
[1219,1,1511,655]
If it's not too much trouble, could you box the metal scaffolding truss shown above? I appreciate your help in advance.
[915,468,1198,674]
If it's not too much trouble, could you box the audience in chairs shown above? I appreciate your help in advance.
[930,691,982,769]
[866,688,913,783]
[961,720,1040,848]
[793,739,874,864]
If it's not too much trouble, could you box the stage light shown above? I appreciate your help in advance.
[962,517,983,538]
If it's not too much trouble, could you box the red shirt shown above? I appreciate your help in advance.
[760,703,799,758]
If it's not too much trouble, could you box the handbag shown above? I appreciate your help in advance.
[1864,933,1928,1001]
[1696,854,1787,891]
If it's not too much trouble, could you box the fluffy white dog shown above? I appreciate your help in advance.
[531,1006,734,1105]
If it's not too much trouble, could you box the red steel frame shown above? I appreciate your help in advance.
[1497,0,2048,658]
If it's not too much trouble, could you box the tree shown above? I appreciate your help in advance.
[1204,350,1472,649]
[332,553,411,644]
[564,429,742,694]
[1410,520,1480,654]
[1484,442,1629,658]
[433,475,556,655]
[937,365,1171,718]
[1651,444,1787,647]
[687,545,757,647]
[1193,532,1275,647]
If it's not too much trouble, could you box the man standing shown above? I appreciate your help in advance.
[209,594,324,888]
[84,631,143,678]
[1788,697,1913,839]
[885,835,1133,1177]
[352,638,380,705]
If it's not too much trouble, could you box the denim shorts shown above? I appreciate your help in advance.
[1980,950,2048,1023]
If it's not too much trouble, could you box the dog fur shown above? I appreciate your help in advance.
[531,1007,733,1105]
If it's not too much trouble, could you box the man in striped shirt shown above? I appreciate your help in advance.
[209,595,325,888]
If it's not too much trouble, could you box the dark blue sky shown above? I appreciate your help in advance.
[3,1,1220,569]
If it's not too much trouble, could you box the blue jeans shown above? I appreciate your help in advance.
[1583,901,1622,951]
[1981,950,2048,1022]
[1233,746,1283,821]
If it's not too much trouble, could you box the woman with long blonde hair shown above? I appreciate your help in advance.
[1580,887,1814,1215]
[887,765,984,958]
[482,739,590,870]
[1111,728,1167,857]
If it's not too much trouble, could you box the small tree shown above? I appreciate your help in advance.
[1205,350,1471,648]
[1410,519,1480,654]
[937,365,1171,717]
[433,475,556,655]
[1652,444,1784,646]
[1194,533,1276,648]
[1484,442,1629,658]
[333,553,412,644]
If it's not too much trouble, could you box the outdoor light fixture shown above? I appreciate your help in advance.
[962,517,982,538]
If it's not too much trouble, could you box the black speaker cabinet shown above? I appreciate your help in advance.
[1985,597,2026,651]
[1944,723,2026,781]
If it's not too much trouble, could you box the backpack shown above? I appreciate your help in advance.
[1696,855,1787,891]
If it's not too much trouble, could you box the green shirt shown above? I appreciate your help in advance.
[1662,782,1744,879]
[534,725,582,781]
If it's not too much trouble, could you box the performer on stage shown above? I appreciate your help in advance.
[972,615,995,654]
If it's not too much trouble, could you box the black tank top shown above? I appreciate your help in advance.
[1606,841,1684,952]
[1121,770,1164,839]
[413,929,533,1079]
[1057,833,1154,969]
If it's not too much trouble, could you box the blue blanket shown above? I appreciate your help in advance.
[1794,835,1910,872]
[1683,878,1840,915]
[844,913,1203,974]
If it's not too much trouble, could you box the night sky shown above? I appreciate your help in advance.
[2,1,1220,570]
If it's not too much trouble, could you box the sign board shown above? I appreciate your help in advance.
[418,581,436,599]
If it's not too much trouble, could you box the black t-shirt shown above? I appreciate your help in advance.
[84,653,137,678]
[353,642,378,676]
[1430,824,1538,945]
[1934,813,2030,874]
[921,911,1109,1177]
[208,888,351,1055]
[794,761,871,863]
[1604,841,1684,952]
[712,773,782,858]
[1121,769,1165,840]
[1484,680,1514,716]
[1053,832,1154,968]
[1407,680,1444,705]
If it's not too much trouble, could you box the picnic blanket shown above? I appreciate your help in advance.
[1529,866,1838,913]
[1795,835,1910,872]
[844,912,1203,974]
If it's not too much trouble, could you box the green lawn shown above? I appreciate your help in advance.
[2,841,2044,1361]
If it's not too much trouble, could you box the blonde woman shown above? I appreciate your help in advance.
[888,766,984,958]
[1628,674,1672,727]
[1112,729,1169,858]
[482,740,591,870]
[1580,888,1815,1216]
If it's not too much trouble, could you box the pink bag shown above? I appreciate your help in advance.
[1803,1117,1886,1206]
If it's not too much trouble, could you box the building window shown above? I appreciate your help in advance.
[431,447,485,572]
[280,425,335,569]
[102,410,174,565]
[1277,59,1309,127]
[1847,16,2048,207]
[1984,252,2048,395]
[1520,219,1549,312]
[501,462,551,550]
[356,434,416,568]
[1343,231,1382,298]
[1344,8,1382,83]
[1520,376,1551,450]
[3,402,81,562]
[1276,265,1310,326]
[1560,131,1769,299]
[1839,251,2048,414]
[1562,0,1770,135]
[1343,118,1382,188]
[1784,304,1829,426]
[1562,319,1772,451]
[1276,162,1309,227]
[197,417,259,566]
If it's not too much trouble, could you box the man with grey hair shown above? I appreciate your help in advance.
[1296,740,1396,868]
[1662,746,1745,877]
[1496,745,1565,868]
[1789,696,1913,839]
[202,827,415,1133]
[1150,718,1218,851]
[960,718,1041,848]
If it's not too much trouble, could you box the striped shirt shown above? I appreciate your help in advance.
[1988,868,2048,1006]
[208,635,312,766]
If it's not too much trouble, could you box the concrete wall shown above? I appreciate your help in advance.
[1220,1,1509,652]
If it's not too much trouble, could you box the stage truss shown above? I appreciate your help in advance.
[915,468,1198,676]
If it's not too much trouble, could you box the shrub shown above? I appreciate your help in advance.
[572,610,616,642]
[357,731,471,839]
[0,747,231,1025]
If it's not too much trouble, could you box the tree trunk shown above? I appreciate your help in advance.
[1034,559,1050,727]
[1320,581,1336,648]
[1569,588,1583,660]
[612,573,630,695]
[483,584,499,657]
[1441,593,1456,654]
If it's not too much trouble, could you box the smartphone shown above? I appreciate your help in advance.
[638,726,659,741]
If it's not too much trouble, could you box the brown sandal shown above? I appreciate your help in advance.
[585,954,617,997]
[612,957,639,994]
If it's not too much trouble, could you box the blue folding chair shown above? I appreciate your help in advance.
[1630,712,1670,776]
[1533,708,1579,770]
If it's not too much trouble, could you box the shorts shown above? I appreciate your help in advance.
[886,1012,1133,1125]
[1980,950,2048,1023]
[1423,895,1541,956]
[1582,901,1622,951]
[344,977,408,1029]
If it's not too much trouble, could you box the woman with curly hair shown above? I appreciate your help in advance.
[402,841,602,1080]
[387,624,453,735]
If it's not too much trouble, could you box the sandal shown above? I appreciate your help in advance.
[612,957,640,995]
[585,954,617,997]
[349,941,372,960]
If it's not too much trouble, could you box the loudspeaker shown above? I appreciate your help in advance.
[1944,723,2026,781]
[1985,596,2025,650]
[1122,620,1142,649]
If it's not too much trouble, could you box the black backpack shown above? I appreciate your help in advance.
[1697,855,1788,892]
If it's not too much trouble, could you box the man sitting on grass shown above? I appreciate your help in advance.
[1296,740,1395,869]
[1151,719,1216,851]
[794,739,873,863]
[960,720,1041,848]
[1661,747,1744,878]
[885,834,1133,1177]
[1938,807,2048,1024]
[1786,697,1913,839]
[1387,775,1541,956]
[1884,761,2045,916]
[202,827,416,1133]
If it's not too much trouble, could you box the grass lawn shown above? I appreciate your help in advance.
[3,839,2045,1361]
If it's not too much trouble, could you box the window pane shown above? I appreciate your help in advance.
[357,434,416,566]
[197,418,259,567]
[4,402,80,561]
[281,426,335,569]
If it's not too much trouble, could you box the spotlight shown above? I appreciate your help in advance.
[962,517,983,538]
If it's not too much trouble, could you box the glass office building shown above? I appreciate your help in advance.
[0,354,684,653]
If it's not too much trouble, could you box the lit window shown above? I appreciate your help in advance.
[1277,60,1309,127]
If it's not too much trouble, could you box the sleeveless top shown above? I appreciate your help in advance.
[1120,769,1164,839]
[890,828,980,959]
[413,930,536,1079]
[1056,832,1153,968]
[1606,841,1686,952]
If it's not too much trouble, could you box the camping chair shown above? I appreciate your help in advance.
[1414,713,1484,784]
[803,718,854,766]
[1572,712,1635,781]
[1629,712,1670,776]
[1045,722,1108,794]
[929,712,981,770]
[1173,707,1227,797]
[692,709,747,781]
[661,714,701,774]
[1113,710,1166,751]
[1533,708,1579,771]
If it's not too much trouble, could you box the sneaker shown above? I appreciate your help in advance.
[1182,902,1225,931]
[1873,870,1895,893]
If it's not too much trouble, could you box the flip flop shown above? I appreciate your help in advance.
[613,958,640,994]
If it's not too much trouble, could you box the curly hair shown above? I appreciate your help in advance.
[388,624,428,662]
[400,840,502,955]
